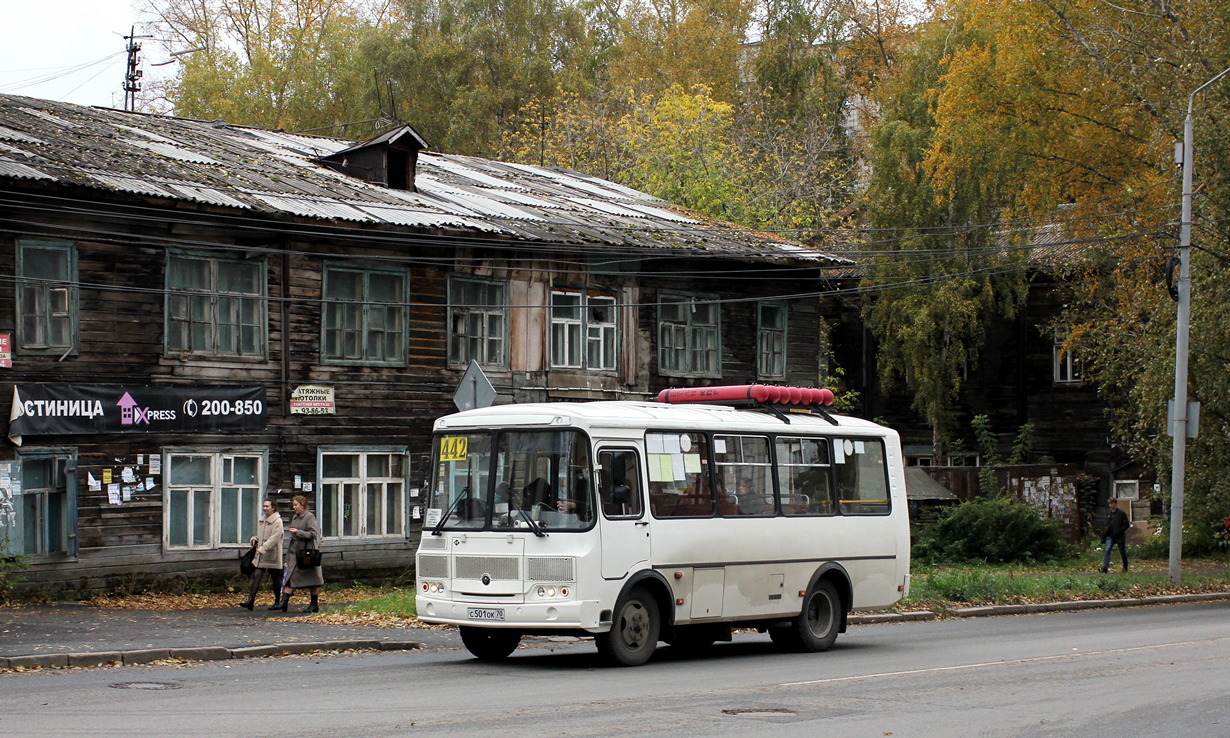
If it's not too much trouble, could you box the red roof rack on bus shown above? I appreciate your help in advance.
[654,384,838,425]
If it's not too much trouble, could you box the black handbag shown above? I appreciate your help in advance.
[239,545,257,576]
[296,547,322,568]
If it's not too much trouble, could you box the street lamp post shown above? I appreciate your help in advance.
[1169,65,1230,586]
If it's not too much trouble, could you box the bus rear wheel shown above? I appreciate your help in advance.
[459,627,522,661]
[770,579,841,653]
[597,586,660,666]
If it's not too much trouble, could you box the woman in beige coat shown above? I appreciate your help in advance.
[240,498,283,610]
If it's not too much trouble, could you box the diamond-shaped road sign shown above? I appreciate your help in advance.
[453,360,498,411]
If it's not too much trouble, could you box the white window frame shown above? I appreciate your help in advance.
[448,276,507,368]
[1053,335,1083,384]
[757,301,787,379]
[164,449,267,550]
[318,448,408,540]
[321,263,409,366]
[8,450,77,557]
[658,292,721,377]
[166,253,267,358]
[551,288,617,371]
[946,453,980,467]
[16,239,78,354]
[1113,479,1140,501]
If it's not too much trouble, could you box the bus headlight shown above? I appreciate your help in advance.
[534,585,570,600]
[421,582,446,595]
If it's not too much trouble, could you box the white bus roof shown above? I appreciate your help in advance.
[434,400,894,437]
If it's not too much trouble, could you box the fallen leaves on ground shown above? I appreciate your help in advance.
[85,588,400,612]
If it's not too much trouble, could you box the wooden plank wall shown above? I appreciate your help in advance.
[2,194,829,592]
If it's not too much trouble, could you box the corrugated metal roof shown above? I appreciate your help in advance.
[0,125,44,144]
[126,138,222,165]
[0,93,848,264]
[0,158,54,180]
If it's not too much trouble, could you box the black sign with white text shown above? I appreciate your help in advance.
[8,384,267,440]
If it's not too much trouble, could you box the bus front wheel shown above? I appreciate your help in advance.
[770,579,841,653]
[597,586,660,666]
[459,626,522,661]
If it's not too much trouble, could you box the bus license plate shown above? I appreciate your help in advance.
[468,607,505,621]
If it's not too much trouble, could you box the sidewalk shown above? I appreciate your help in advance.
[3,591,1228,670]
[0,602,459,669]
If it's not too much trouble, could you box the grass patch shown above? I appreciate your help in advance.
[337,586,418,618]
[896,552,1230,615]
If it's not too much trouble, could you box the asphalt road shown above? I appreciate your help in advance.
[2,601,1227,737]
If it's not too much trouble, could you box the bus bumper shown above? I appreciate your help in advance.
[418,597,606,632]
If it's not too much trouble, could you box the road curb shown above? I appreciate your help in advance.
[850,611,937,623]
[1,640,423,672]
[847,590,1230,624]
[949,591,1230,618]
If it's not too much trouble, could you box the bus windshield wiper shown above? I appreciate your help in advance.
[515,505,547,537]
[431,488,469,536]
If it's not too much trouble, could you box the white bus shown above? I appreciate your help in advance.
[416,385,910,666]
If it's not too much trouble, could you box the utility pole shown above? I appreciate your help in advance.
[122,26,153,112]
[1168,64,1230,586]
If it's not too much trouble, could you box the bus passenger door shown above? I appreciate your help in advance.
[597,448,651,579]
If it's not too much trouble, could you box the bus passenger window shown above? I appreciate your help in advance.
[713,434,772,516]
[777,437,835,516]
[646,432,713,517]
[598,449,643,518]
[835,439,890,515]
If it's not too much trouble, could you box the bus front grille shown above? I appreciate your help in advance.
[527,557,575,581]
[417,555,449,578]
[455,556,520,581]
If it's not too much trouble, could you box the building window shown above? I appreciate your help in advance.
[757,302,787,379]
[449,276,506,367]
[165,451,265,549]
[322,264,408,365]
[658,292,721,376]
[551,289,617,370]
[4,452,76,556]
[167,254,266,357]
[946,453,980,467]
[1053,335,1083,384]
[319,450,407,538]
[1113,479,1140,501]
[16,239,78,353]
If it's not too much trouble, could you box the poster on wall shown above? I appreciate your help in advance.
[8,384,267,445]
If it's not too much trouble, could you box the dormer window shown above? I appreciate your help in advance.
[317,125,428,191]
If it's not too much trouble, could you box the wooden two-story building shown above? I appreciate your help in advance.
[0,94,843,592]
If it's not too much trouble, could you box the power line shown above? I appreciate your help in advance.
[0,52,126,94]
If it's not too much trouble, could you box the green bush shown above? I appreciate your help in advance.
[913,499,1066,564]
[1134,519,1171,559]
[0,547,28,604]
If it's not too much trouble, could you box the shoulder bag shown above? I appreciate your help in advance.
[239,544,257,576]
[296,534,322,568]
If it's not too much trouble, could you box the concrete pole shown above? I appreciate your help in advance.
[1169,66,1230,586]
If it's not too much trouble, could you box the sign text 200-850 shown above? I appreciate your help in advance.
[200,399,264,416]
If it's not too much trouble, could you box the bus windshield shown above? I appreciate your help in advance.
[426,429,595,532]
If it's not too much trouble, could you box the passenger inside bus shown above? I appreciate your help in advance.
[737,476,775,516]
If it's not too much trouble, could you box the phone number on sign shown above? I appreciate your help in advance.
[195,399,264,416]
[291,406,334,415]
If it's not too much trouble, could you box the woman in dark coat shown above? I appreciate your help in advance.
[274,494,324,613]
